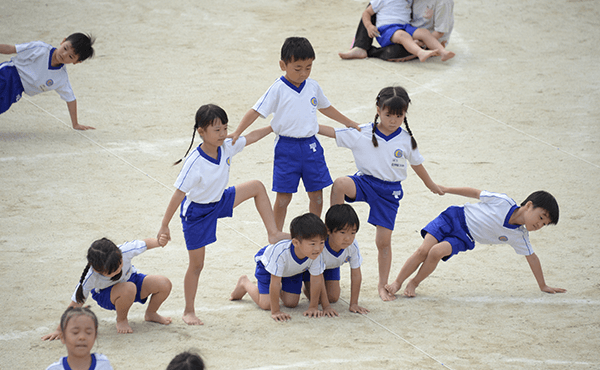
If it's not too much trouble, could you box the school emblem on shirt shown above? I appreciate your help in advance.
[498,236,508,242]
[46,79,54,87]
[394,149,404,158]
[226,157,231,166]
[310,97,318,106]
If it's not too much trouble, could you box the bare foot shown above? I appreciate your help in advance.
[378,285,397,301]
[417,49,439,62]
[338,47,368,60]
[230,275,249,300]
[385,281,401,295]
[145,312,172,325]
[268,231,290,244]
[403,279,419,297]
[116,319,133,334]
[182,312,204,326]
[441,50,455,61]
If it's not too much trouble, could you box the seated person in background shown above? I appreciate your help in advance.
[339,0,454,62]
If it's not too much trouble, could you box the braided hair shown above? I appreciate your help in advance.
[75,238,122,304]
[371,86,417,149]
[174,104,229,165]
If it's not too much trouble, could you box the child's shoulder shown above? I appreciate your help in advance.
[16,40,50,52]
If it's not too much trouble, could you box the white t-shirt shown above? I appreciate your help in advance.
[464,191,534,255]
[253,77,331,138]
[321,239,362,270]
[46,353,113,370]
[175,137,246,215]
[71,240,147,303]
[335,123,424,182]
[11,41,75,101]
[256,239,326,277]
[371,0,413,28]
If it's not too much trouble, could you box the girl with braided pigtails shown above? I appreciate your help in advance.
[318,86,444,301]
[42,236,172,340]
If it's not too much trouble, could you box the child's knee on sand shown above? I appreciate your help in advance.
[280,291,300,308]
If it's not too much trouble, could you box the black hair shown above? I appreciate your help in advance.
[280,37,316,64]
[325,204,360,233]
[167,351,205,370]
[75,238,122,304]
[65,32,95,62]
[520,190,559,225]
[290,213,328,241]
[59,306,99,334]
[372,86,417,149]
[174,104,228,165]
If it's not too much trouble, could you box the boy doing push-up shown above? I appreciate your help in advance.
[386,186,566,297]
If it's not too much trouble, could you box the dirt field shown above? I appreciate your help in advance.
[1,0,599,369]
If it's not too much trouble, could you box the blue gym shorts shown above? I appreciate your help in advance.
[273,135,333,193]
[302,267,340,282]
[254,246,304,295]
[91,272,148,310]
[346,173,403,230]
[377,23,418,48]
[0,63,24,114]
[421,206,475,262]
[181,187,236,250]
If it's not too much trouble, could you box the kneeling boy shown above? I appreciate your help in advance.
[386,186,566,297]
[303,204,369,315]
[230,213,330,322]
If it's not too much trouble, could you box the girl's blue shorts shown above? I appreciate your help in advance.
[346,173,403,230]
[181,187,236,250]
[91,272,147,310]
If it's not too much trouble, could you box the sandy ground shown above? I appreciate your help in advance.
[1,0,599,369]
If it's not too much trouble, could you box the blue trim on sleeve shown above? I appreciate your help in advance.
[280,76,305,93]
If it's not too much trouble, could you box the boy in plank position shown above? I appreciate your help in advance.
[386,187,566,297]
[230,213,331,322]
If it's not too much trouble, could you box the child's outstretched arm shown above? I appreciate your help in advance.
[318,124,336,139]
[0,44,16,54]
[66,100,95,131]
[411,164,444,195]
[318,106,361,131]
[159,189,186,242]
[438,186,481,199]
[229,109,261,145]
[41,301,83,341]
[525,253,566,294]
[349,267,369,314]
[143,234,169,250]
[243,125,273,146]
